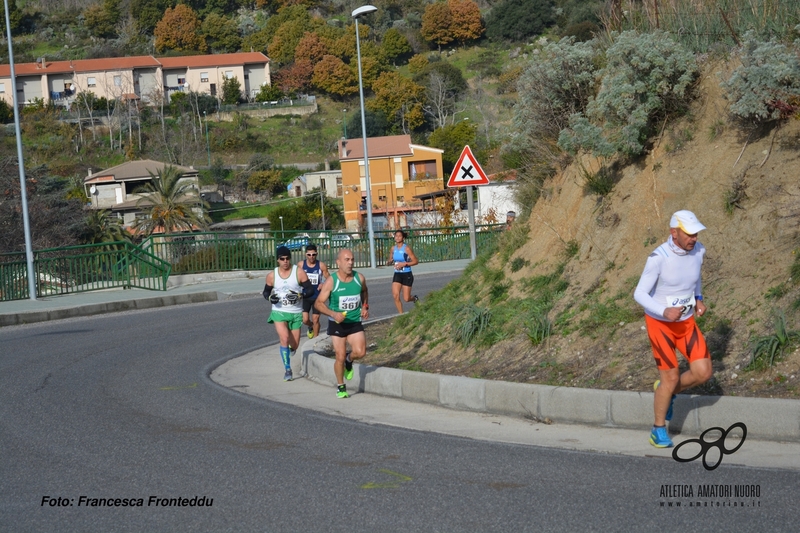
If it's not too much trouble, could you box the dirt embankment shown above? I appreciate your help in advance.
[363,60,800,399]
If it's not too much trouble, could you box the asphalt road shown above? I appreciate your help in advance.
[1,272,796,532]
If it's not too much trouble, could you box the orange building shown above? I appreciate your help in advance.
[338,135,444,231]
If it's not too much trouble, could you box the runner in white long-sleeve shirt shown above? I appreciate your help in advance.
[634,210,713,448]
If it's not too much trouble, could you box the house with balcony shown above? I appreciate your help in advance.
[0,52,270,108]
[84,160,200,229]
[338,135,445,231]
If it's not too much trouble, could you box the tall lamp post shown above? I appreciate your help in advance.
[352,4,378,269]
[342,108,347,138]
[5,0,36,300]
[279,215,284,241]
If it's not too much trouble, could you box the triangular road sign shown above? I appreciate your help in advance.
[447,145,489,187]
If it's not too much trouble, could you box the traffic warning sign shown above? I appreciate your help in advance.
[447,145,489,187]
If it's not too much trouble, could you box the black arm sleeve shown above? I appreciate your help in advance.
[262,284,273,300]
[301,280,315,298]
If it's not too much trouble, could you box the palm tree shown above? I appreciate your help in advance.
[132,165,210,236]
[82,210,129,245]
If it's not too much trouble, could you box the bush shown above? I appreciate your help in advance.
[558,31,697,157]
[721,33,800,123]
[485,0,555,43]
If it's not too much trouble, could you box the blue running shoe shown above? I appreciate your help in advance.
[654,380,676,421]
[283,369,293,382]
[649,426,673,448]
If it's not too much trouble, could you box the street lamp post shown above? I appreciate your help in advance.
[279,215,284,240]
[342,108,347,138]
[5,0,36,300]
[203,111,211,167]
[352,4,378,269]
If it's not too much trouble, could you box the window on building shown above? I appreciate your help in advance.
[177,77,186,85]
[200,72,209,82]
[396,195,404,203]
[114,75,122,86]
[0,83,5,93]
[408,160,437,180]
[225,71,234,79]
[320,178,326,192]
[378,189,386,202]
[87,77,97,87]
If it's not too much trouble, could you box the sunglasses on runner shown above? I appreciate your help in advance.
[306,253,317,257]
[278,256,291,261]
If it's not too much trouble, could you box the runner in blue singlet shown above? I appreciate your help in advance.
[386,229,419,314]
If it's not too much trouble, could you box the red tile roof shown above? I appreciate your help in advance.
[158,52,269,69]
[339,135,414,160]
[0,53,269,77]
[0,56,161,77]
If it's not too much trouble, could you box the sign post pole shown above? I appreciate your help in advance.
[467,185,476,260]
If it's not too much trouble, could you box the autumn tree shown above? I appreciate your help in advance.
[312,55,358,98]
[201,13,242,53]
[273,61,314,95]
[448,0,484,44]
[368,71,425,132]
[295,32,329,64]
[421,0,484,50]
[154,4,207,53]
[421,2,453,51]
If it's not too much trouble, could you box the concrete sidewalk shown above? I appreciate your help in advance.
[211,337,800,471]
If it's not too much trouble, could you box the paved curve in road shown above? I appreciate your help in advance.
[1,272,795,532]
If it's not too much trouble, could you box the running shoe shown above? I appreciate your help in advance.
[283,369,293,382]
[336,384,348,399]
[654,380,676,421]
[307,328,314,339]
[344,358,354,381]
[649,426,673,448]
[412,295,420,305]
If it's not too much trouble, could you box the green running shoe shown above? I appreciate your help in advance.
[307,328,314,339]
[336,384,348,399]
[344,358,354,381]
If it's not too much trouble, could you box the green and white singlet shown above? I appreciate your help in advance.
[328,272,363,323]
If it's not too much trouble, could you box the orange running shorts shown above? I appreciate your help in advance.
[644,314,709,370]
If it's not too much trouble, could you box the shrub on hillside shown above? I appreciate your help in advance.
[558,31,697,158]
[485,0,555,43]
[721,32,800,123]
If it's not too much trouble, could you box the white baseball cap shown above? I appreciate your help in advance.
[670,210,706,234]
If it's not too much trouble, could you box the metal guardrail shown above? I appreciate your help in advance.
[0,242,171,302]
[0,226,502,302]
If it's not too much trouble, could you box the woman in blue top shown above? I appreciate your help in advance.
[386,229,419,313]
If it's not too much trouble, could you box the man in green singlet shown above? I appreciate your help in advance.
[315,249,369,399]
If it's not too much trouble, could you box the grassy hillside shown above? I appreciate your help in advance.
[364,59,800,400]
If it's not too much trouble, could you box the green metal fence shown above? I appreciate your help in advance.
[0,242,171,302]
[140,225,503,273]
[0,226,502,302]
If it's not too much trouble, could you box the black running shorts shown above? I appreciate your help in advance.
[392,271,414,287]
[303,296,317,313]
[327,320,365,338]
